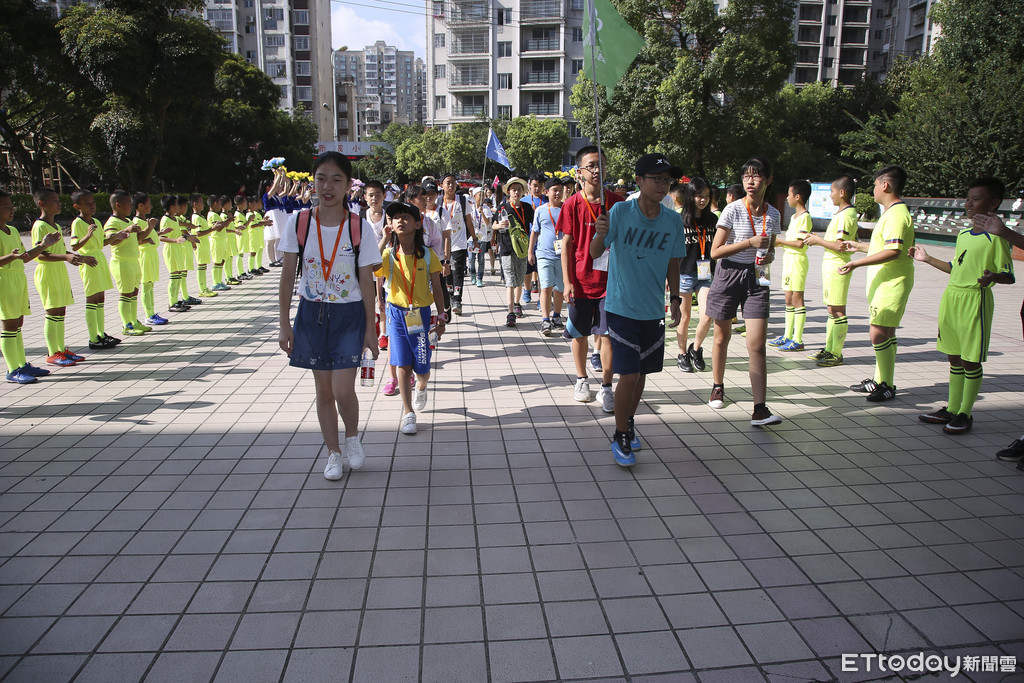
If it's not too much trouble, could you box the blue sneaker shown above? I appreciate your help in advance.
[522,291,532,304]
[780,339,805,352]
[6,368,38,384]
[212,282,230,291]
[768,336,788,347]
[627,420,642,451]
[21,363,50,377]
[147,315,169,326]
[591,353,602,372]
[612,432,636,467]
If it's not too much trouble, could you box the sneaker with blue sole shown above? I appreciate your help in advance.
[522,291,532,304]
[627,419,642,451]
[147,315,168,326]
[612,431,636,467]
[212,283,230,291]
[780,339,805,351]
[6,368,38,384]
[591,353,602,372]
[768,336,788,347]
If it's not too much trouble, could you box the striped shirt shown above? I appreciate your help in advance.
[715,199,782,264]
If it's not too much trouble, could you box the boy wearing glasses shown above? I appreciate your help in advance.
[591,154,686,466]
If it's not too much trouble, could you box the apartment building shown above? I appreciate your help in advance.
[333,41,427,141]
[870,0,940,77]
[203,0,334,140]
[788,0,881,86]
[425,0,589,155]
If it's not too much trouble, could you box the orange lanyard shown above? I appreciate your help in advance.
[509,202,526,228]
[697,224,707,258]
[744,198,767,237]
[443,198,457,221]
[547,205,558,234]
[394,249,418,305]
[315,207,346,285]
[582,190,604,225]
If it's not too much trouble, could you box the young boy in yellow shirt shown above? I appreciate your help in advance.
[70,189,119,349]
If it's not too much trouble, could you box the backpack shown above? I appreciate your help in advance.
[295,208,359,279]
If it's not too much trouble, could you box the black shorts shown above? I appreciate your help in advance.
[704,259,770,321]
[566,296,607,338]
[607,312,665,375]
[526,260,538,274]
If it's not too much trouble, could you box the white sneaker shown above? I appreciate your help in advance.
[413,386,427,411]
[323,450,344,480]
[401,412,417,435]
[573,377,592,402]
[344,435,365,470]
[598,385,615,413]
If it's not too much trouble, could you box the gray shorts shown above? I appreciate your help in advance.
[501,255,527,288]
[704,259,770,321]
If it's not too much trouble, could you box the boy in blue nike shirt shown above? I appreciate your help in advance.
[591,153,686,466]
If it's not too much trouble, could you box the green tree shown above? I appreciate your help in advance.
[842,0,1024,196]
[59,0,225,189]
[571,0,796,181]
[503,116,569,174]
[0,0,99,190]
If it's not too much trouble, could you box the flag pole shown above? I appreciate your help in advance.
[586,0,604,202]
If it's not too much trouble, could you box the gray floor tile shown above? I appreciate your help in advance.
[489,639,557,683]
[551,635,624,679]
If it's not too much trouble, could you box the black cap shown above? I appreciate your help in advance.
[423,181,439,194]
[635,153,681,178]
[385,201,421,221]
[544,177,561,190]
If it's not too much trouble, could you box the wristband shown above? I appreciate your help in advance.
[670,295,682,304]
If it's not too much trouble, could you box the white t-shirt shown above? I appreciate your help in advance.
[364,209,386,242]
[422,215,444,257]
[471,204,493,241]
[437,195,469,252]
[715,199,782,265]
[279,210,382,303]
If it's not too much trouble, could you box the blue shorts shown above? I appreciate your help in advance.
[387,302,431,375]
[607,312,665,376]
[290,298,366,371]
[537,258,563,293]
[679,271,711,294]
[565,296,607,339]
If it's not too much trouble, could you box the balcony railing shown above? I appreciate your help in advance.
[524,103,558,115]
[521,0,561,21]
[453,104,486,116]
[523,71,559,84]
[523,38,559,51]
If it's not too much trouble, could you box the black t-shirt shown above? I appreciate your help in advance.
[495,200,534,257]
[679,210,718,273]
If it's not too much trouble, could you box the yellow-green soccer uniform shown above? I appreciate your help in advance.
[249,210,265,271]
[178,216,196,272]
[208,211,228,285]
[192,212,212,294]
[70,217,113,295]
[865,201,915,388]
[0,225,31,373]
[782,211,811,343]
[31,220,74,355]
[137,217,160,319]
[820,205,859,357]
[935,229,1014,418]
[105,215,142,329]
[235,213,250,275]
[161,215,187,307]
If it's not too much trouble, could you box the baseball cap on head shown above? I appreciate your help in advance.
[385,201,422,222]
[635,153,682,178]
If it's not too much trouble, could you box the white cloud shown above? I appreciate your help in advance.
[330,4,426,57]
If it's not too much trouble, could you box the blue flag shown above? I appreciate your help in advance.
[485,128,512,170]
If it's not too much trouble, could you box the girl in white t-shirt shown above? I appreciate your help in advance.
[278,152,383,481]
[469,187,493,286]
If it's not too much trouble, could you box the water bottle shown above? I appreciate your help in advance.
[754,249,767,266]
[359,349,375,387]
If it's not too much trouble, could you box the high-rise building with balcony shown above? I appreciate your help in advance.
[870,0,941,78]
[788,0,880,87]
[333,42,427,141]
[202,0,334,140]
[426,0,590,160]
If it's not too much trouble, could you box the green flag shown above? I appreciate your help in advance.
[583,0,645,102]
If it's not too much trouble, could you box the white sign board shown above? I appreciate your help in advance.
[315,141,390,157]
[807,182,836,220]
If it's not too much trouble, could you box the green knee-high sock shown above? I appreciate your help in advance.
[180,273,191,299]
[960,367,983,416]
[168,276,179,307]
[824,315,835,353]
[246,254,254,271]
[237,254,245,274]
[793,306,806,344]
[44,315,63,355]
[142,283,155,318]
[84,303,100,342]
[833,316,848,355]
[96,301,106,336]
[255,247,264,269]
[784,306,795,340]
[118,295,133,327]
[225,259,234,280]
[873,337,897,386]
[197,264,208,293]
[947,366,965,413]
[1,330,20,372]
[14,329,27,368]
[213,264,223,284]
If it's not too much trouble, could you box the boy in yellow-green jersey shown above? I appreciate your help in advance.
[70,189,119,349]
[190,194,218,297]
[232,195,253,281]
[104,190,151,337]
[1,189,62,383]
[911,177,1014,434]
[838,165,915,403]
[771,180,812,351]
[133,192,167,325]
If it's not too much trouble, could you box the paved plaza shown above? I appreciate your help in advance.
[1,242,1022,682]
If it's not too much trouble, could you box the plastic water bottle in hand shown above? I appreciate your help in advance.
[359,349,375,387]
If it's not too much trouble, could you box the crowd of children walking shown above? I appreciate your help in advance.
[4,149,1021,477]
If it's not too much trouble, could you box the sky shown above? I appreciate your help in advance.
[330,0,427,58]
